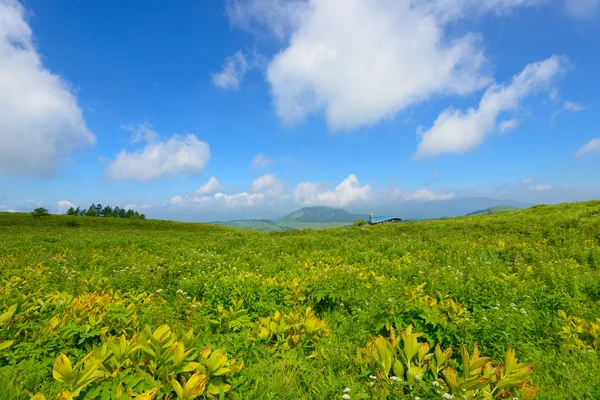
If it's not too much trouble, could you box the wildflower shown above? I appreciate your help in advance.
[156,289,163,293]
[520,308,527,314]
[510,303,516,308]
[369,375,377,380]
[176,289,184,294]
[442,394,454,399]
[391,376,401,382]
[432,380,440,386]
[415,398,421,400]
[415,375,421,381]
[342,395,350,400]
[388,298,393,303]
[493,306,499,310]
[344,388,351,393]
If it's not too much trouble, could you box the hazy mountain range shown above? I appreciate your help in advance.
[212,197,532,232]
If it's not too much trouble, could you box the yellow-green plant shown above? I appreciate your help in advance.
[254,307,330,352]
[558,310,600,351]
[355,325,537,399]
[30,324,243,399]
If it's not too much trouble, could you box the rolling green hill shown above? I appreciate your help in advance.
[279,206,367,223]
[214,206,367,232]
[466,204,521,216]
[0,201,599,398]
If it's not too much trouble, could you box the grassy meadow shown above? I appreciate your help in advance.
[0,201,599,399]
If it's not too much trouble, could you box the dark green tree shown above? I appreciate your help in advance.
[32,207,50,218]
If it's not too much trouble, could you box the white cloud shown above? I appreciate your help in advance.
[0,205,17,213]
[252,154,275,168]
[294,174,372,207]
[170,173,285,210]
[0,0,95,176]
[57,200,77,212]
[390,188,455,201]
[575,138,600,157]
[522,177,534,184]
[170,192,266,209]
[562,101,586,112]
[106,124,210,181]
[564,0,599,18]
[293,174,454,207]
[123,204,151,211]
[499,118,520,133]
[227,0,557,131]
[252,173,284,194]
[212,51,249,90]
[225,0,309,39]
[266,0,493,130]
[195,177,222,195]
[415,56,565,159]
[529,184,554,191]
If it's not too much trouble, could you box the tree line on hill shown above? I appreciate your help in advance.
[65,204,145,219]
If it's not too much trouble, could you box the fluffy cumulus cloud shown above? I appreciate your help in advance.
[170,173,286,210]
[252,154,275,168]
[415,56,565,158]
[294,174,373,207]
[0,0,95,176]
[294,174,454,207]
[252,173,284,194]
[522,177,534,184]
[266,0,492,130]
[195,177,222,195]
[106,123,210,181]
[57,200,77,212]
[575,138,600,157]
[224,0,572,131]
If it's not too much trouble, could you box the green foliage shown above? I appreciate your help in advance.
[66,204,144,219]
[0,200,599,398]
[32,207,50,218]
[353,220,367,226]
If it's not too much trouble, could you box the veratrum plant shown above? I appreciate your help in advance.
[354,325,537,399]
[30,324,243,399]
[558,310,600,351]
[254,307,330,353]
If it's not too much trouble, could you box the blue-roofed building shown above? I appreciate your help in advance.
[366,213,402,225]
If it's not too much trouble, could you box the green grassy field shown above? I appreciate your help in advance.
[0,201,599,399]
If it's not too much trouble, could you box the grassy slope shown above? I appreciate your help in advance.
[466,205,521,216]
[0,201,599,398]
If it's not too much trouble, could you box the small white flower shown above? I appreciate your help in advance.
[520,308,527,314]
[415,374,421,381]
[415,398,421,400]
[493,306,499,310]
[342,395,350,400]
[391,376,401,382]
[442,394,454,399]
[156,289,163,293]
[388,298,393,303]
[510,303,516,308]
[344,388,351,393]
[432,380,440,386]
[369,375,377,380]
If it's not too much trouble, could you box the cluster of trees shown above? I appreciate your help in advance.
[66,204,145,219]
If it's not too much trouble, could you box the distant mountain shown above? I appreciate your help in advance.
[217,219,292,233]
[279,206,367,223]
[466,205,521,216]
[370,197,532,220]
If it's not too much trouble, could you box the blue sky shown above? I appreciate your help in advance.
[0,0,598,221]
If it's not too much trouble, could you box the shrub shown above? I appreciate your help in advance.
[354,219,367,226]
[31,207,50,218]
